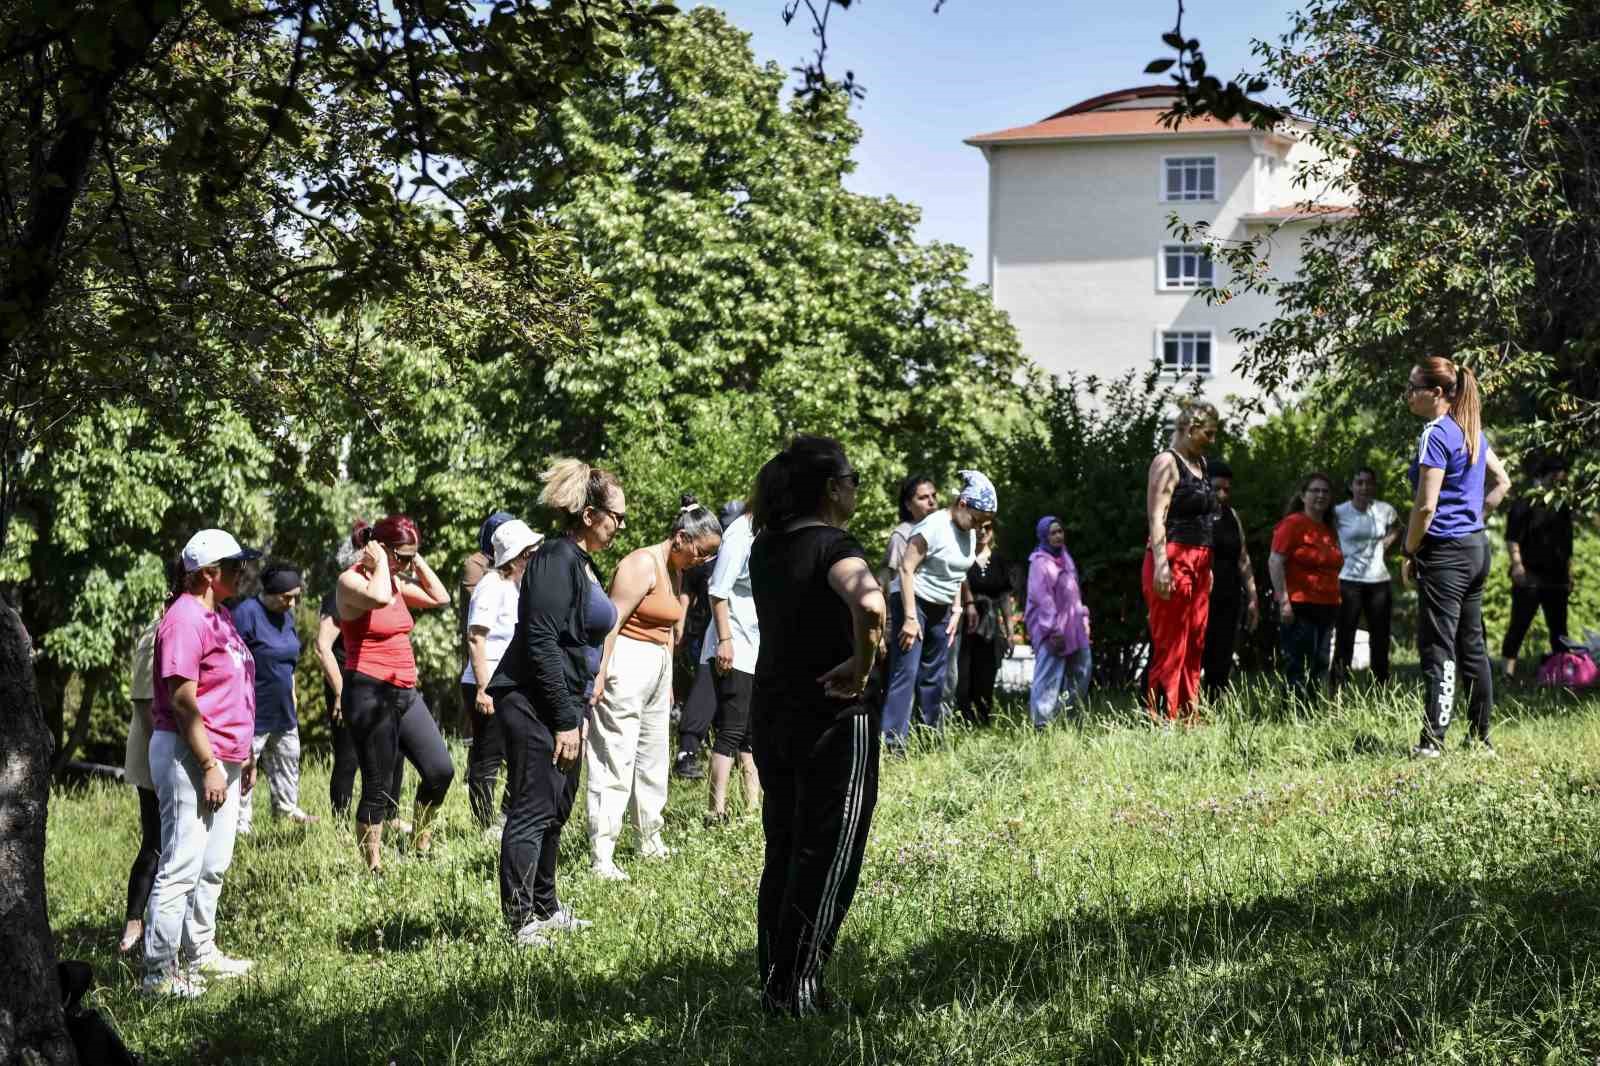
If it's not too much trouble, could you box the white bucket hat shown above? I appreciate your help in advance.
[491,519,544,568]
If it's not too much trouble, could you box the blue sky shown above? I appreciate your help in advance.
[706,0,1304,281]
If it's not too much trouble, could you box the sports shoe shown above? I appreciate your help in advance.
[190,952,254,979]
[703,810,731,829]
[1411,743,1443,760]
[591,861,631,882]
[142,967,205,1000]
[672,752,704,780]
[639,841,675,861]
[513,922,552,948]
[527,904,592,935]
[483,823,505,844]
[286,808,321,825]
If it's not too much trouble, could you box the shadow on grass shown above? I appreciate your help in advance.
[101,857,1600,1065]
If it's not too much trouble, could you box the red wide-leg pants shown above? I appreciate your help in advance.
[1142,543,1213,722]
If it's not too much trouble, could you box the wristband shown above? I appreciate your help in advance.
[717,637,733,645]
[200,759,219,772]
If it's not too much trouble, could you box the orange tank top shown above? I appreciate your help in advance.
[339,567,417,688]
[619,546,683,646]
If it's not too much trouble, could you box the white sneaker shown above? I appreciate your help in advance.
[513,922,552,948]
[190,952,254,979]
[591,861,631,882]
[143,967,205,999]
[537,904,593,934]
[483,824,505,844]
[639,838,675,861]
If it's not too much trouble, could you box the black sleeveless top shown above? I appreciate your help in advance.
[1165,451,1216,548]
[1210,507,1243,602]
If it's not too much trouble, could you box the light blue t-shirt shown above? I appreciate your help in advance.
[889,509,974,606]
[1408,414,1487,540]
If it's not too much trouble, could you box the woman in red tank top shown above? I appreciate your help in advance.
[584,495,724,881]
[336,515,454,871]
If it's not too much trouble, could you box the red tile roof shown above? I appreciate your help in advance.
[966,85,1257,146]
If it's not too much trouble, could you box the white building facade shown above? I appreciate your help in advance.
[967,86,1352,406]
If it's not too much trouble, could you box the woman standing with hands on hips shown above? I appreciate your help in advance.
[336,516,455,870]
[748,435,887,1016]
[882,471,995,749]
[1402,358,1509,756]
[1142,399,1219,724]
[586,496,722,881]
[487,460,623,945]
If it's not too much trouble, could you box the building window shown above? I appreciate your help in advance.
[1161,330,1213,377]
[1161,244,1214,290]
[1163,156,1216,201]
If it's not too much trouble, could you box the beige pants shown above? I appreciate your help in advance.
[586,635,672,865]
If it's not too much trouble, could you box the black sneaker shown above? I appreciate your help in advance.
[672,752,704,780]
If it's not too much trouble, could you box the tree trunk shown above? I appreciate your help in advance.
[50,672,101,777]
[0,604,74,1064]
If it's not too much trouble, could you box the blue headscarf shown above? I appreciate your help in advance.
[958,469,998,512]
[1035,515,1063,557]
[478,511,515,557]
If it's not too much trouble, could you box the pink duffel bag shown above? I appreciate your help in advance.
[1538,648,1600,689]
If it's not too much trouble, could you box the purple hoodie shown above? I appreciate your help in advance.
[1026,532,1090,656]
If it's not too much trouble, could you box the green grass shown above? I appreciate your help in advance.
[46,673,1600,1065]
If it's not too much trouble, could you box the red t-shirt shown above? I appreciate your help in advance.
[339,568,418,688]
[1271,513,1344,606]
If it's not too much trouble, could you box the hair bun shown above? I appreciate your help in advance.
[351,520,373,548]
[679,493,699,512]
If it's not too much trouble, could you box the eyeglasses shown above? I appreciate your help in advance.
[835,471,861,487]
[274,592,303,605]
[590,504,626,529]
[1405,381,1437,395]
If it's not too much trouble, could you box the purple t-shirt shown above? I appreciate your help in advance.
[1408,414,1487,540]
[152,595,257,764]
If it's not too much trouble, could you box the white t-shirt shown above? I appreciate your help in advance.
[890,509,974,607]
[123,619,159,790]
[461,570,519,685]
[1334,499,1397,583]
[698,514,760,675]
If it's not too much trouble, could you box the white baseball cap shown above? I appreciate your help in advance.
[491,519,543,569]
[181,529,263,572]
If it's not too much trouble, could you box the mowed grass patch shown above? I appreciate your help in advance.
[46,674,1600,1065]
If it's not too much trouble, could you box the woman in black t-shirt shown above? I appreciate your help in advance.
[956,520,1013,725]
[748,435,887,1017]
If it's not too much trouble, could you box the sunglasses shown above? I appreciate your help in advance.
[590,504,627,529]
[1405,381,1437,394]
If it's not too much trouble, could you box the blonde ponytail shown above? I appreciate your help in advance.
[539,457,621,525]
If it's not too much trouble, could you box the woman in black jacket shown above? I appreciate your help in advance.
[487,458,624,947]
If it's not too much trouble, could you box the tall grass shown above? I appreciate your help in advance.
[47,673,1600,1065]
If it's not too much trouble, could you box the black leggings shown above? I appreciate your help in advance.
[955,635,1003,726]
[463,683,511,828]
[1501,583,1570,660]
[344,673,454,824]
[329,677,403,817]
[125,786,161,922]
[1334,578,1393,683]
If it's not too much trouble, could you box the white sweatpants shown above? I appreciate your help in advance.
[236,727,303,833]
[144,730,242,971]
[586,635,672,865]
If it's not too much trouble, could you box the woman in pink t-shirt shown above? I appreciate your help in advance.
[142,528,261,999]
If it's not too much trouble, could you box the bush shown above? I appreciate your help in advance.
[996,369,1193,685]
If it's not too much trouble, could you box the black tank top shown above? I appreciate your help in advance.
[1210,507,1242,601]
[1165,450,1216,548]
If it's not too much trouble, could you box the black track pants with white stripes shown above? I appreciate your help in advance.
[753,701,880,1016]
